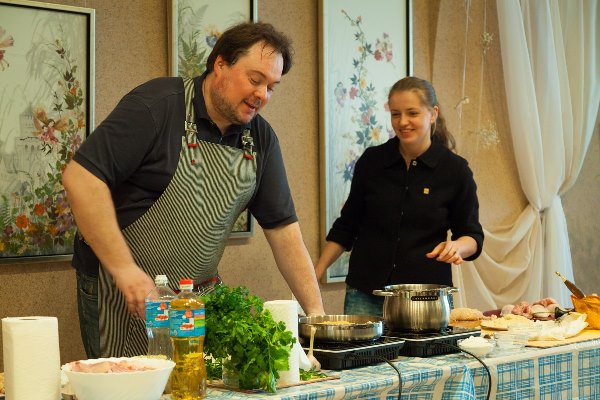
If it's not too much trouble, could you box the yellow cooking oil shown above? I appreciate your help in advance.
[169,279,206,400]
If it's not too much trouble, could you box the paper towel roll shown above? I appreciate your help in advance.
[263,300,300,385]
[2,316,61,400]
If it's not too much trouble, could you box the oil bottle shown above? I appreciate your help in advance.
[169,279,206,399]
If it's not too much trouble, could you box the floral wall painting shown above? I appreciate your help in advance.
[319,0,411,282]
[168,0,257,79]
[168,0,256,238]
[0,0,95,262]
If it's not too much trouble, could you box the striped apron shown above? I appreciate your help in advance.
[98,78,257,357]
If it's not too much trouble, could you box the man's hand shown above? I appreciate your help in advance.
[63,160,155,318]
[111,265,155,318]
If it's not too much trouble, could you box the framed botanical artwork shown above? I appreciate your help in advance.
[0,0,95,263]
[168,0,257,238]
[319,0,412,282]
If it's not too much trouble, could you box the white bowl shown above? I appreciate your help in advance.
[61,357,174,400]
[457,338,494,358]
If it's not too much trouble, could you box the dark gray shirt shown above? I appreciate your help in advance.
[72,74,296,275]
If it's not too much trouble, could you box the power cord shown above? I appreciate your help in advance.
[432,342,492,400]
[347,354,402,400]
[340,344,491,400]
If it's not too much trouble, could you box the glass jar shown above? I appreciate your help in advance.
[221,357,239,389]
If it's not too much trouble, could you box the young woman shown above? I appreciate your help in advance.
[316,77,484,316]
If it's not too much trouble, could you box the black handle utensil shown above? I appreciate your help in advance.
[555,271,585,299]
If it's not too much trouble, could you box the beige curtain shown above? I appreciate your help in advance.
[453,0,599,310]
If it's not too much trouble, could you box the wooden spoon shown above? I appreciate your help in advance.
[307,325,321,370]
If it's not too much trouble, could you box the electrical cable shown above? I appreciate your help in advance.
[433,342,492,400]
[323,342,490,400]
[348,354,402,400]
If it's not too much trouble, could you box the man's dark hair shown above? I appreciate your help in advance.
[206,22,293,75]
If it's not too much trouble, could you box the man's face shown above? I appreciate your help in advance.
[209,41,284,126]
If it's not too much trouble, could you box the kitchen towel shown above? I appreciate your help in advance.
[2,316,61,400]
[263,300,300,385]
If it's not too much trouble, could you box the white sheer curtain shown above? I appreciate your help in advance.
[453,0,599,310]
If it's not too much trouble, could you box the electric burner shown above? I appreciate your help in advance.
[386,326,481,357]
[302,336,405,370]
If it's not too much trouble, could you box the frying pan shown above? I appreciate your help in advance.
[298,314,384,342]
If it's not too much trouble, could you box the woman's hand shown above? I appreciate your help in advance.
[426,241,465,265]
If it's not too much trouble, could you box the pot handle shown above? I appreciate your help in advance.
[372,290,395,297]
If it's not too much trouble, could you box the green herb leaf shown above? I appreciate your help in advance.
[300,367,328,381]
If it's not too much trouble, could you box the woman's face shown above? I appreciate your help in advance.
[388,90,438,153]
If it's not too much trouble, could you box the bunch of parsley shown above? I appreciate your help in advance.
[201,285,295,393]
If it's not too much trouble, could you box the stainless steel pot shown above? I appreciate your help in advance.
[373,284,459,332]
[298,314,384,342]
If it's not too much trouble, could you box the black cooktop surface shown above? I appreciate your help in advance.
[385,327,481,357]
[302,336,405,370]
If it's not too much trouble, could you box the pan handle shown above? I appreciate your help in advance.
[372,289,395,297]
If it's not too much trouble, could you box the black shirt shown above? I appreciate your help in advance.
[326,137,484,294]
[72,74,297,275]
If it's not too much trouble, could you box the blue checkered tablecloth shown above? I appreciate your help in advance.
[162,338,600,399]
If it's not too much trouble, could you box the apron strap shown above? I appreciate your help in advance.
[241,128,255,160]
[183,78,198,146]
[98,77,257,358]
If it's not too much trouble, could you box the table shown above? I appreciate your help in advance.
[193,338,600,399]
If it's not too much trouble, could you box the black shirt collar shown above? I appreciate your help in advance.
[383,136,446,169]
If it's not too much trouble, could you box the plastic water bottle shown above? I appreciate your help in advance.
[145,274,176,359]
[169,279,207,400]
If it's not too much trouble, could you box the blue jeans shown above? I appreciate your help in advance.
[344,286,384,317]
[76,270,100,358]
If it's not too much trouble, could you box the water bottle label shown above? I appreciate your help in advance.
[169,308,205,337]
[145,300,170,328]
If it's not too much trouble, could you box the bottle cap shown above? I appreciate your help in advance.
[154,275,168,285]
[179,278,194,290]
